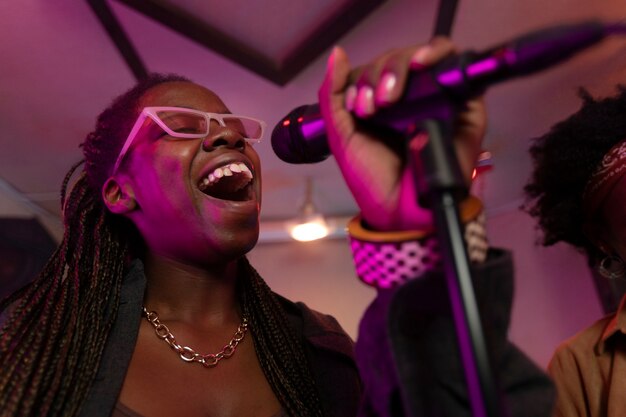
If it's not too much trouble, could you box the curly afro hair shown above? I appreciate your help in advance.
[524,86,626,261]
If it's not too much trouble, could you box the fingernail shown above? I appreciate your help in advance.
[375,72,397,105]
[410,45,432,69]
[355,86,375,117]
[345,85,358,111]
[327,45,340,72]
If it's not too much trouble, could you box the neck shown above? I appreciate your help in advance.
[142,251,242,325]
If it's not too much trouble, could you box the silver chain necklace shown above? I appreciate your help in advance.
[142,307,249,368]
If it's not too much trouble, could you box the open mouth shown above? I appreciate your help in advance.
[198,162,254,201]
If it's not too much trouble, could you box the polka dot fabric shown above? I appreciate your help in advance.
[350,236,441,289]
[349,215,488,289]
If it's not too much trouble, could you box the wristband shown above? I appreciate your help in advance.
[348,196,488,289]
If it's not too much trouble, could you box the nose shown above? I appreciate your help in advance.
[201,124,245,152]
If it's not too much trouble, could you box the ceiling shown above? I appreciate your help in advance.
[1,0,626,239]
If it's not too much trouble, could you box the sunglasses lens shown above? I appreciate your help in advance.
[222,116,264,142]
[156,110,208,136]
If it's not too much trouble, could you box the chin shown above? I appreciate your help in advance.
[204,227,260,265]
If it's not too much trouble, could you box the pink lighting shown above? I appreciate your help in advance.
[466,58,499,78]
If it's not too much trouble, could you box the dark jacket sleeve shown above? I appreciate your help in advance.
[355,248,555,417]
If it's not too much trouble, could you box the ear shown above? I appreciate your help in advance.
[102,177,137,215]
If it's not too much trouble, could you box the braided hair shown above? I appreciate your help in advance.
[524,86,626,262]
[0,74,325,417]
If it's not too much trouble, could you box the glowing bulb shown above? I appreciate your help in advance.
[288,214,329,242]
[287,177,330,242]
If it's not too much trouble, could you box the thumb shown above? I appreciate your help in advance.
[319,46,351,111]
[327,45,351,94]
[319,45,356,152]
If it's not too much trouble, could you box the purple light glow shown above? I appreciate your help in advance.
[437,68,463,87]
[466,58,499,78]
[301,118,325,139]
[446,270,488,417]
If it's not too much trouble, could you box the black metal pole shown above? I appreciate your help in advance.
[407,117,503,417]
[86,0,148,81]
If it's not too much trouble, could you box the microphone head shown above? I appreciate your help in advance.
[271,104,330,164]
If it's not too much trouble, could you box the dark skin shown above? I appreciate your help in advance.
[117,255,280,417]
[99,37,485,416]
[586,173,626,262]
[119,305,279,417]
[104,82,279,416]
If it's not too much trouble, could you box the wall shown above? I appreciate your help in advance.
[487,208,603,367]
[247,237,376,340]
[0,180,63,241]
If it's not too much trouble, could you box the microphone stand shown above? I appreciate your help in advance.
[403,108,503,417]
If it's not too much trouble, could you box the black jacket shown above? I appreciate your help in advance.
[356,248,555,417]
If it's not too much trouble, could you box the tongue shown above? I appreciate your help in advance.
[202,175,250,201]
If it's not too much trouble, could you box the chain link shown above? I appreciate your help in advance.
[142,307,249,368]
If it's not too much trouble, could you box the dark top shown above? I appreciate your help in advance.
[78,259,362,417]
[356,248,556,417]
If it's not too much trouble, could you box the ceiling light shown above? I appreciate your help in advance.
[287,177,329,242]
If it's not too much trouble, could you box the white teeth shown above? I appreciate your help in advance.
[239,163,253,179]
[198,161,254,190]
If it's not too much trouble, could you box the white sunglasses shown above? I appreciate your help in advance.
[111,106,266,174]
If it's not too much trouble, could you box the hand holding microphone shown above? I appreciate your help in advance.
[317,38,486,232]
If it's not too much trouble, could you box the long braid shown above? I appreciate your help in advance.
[0,70,157,415]
[0,73,331,417]
[0,172,129,416]
[240,258,326,417]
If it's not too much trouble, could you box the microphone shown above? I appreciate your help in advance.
[272,20,624,164]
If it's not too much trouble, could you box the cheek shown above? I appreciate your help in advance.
[136,142,194,179]
[153,141,194,171]
[598,179,626,251]
[129,151,195,211]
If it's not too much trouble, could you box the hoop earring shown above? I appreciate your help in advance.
[598,255,626,280]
